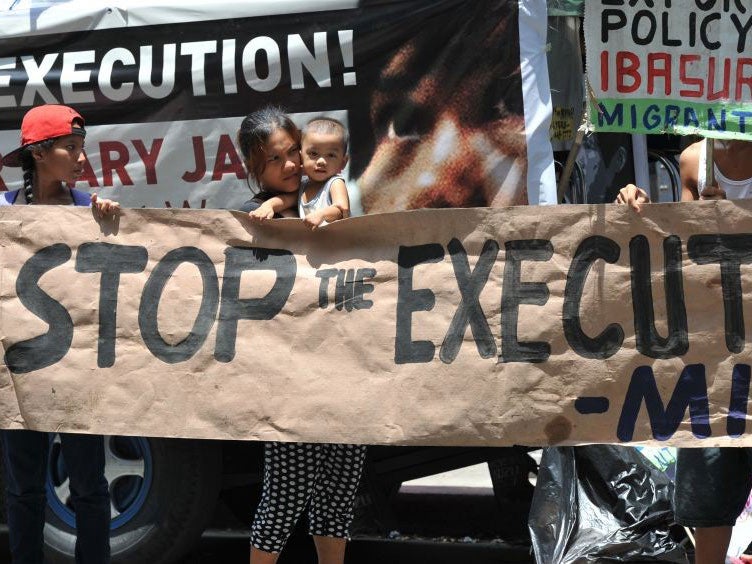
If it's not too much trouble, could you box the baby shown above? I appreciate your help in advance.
[297,116,351,228]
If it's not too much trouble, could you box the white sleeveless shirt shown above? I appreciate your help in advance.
[298,174,344,220]
[698,139,752,200]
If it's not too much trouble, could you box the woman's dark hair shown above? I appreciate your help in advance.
[237,106,300,188]
[19,139,54,204]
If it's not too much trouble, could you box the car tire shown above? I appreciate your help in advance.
[43,437,222,564]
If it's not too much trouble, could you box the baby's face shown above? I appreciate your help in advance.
[301,132,348,183]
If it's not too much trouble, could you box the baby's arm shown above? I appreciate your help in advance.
[303,178,350,229]
[249,192,297,221]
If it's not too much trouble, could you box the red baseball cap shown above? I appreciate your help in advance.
[2,104,86,167]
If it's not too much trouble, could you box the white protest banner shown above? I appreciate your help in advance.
[586,0,752,139]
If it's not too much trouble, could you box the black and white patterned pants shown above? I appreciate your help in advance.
[250,442,367,554]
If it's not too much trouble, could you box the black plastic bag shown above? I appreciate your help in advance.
[528,445,688,563]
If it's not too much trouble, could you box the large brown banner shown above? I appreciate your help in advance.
[1,202,751,446]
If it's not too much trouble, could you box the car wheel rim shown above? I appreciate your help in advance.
[46,435,154,530]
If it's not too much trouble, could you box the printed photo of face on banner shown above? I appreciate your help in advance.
[355,0,528,212]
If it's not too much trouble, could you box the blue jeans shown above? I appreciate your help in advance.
[1,430,110,564]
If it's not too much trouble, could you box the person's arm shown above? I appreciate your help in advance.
[614,184,650,212]
[679,140,724,201]
[249,192,297,221]
[303,178,350,229]
[616,141,711,211]
[90,193,120,218]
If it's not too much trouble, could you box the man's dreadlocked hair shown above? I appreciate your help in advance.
[18,140,54,204]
